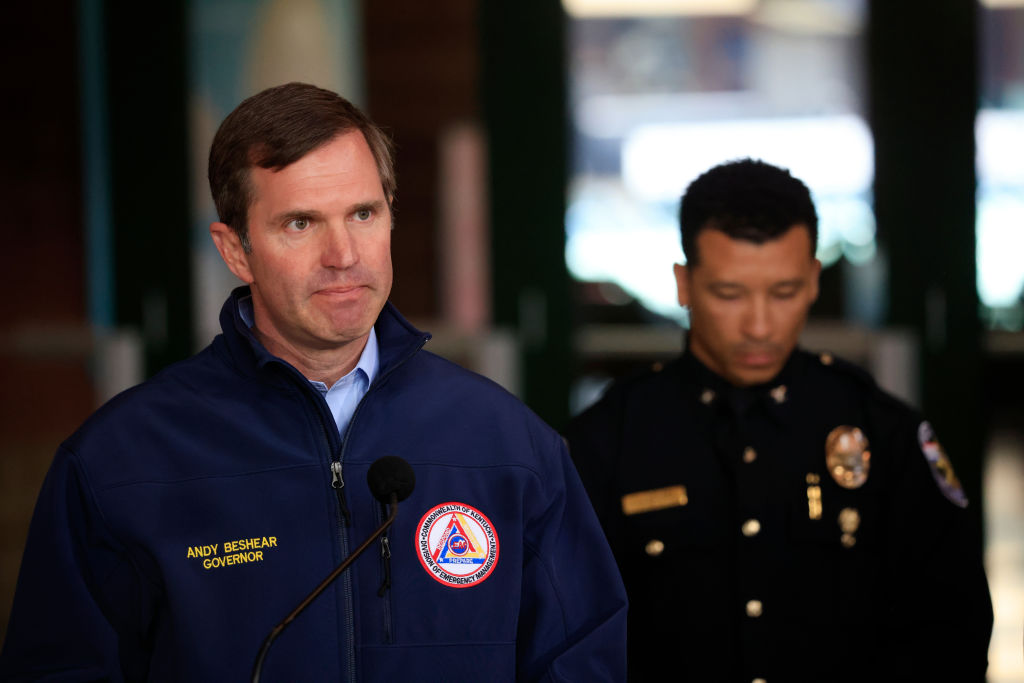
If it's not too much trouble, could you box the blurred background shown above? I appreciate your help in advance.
[1,0,1021,677]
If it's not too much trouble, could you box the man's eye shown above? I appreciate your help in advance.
[287,218,310,231]
[354,209,372,221]
[773,288,799,300]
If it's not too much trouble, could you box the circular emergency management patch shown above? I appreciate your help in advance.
[416,502,500,588]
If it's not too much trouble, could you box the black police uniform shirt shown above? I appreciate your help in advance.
[565,348,993,683]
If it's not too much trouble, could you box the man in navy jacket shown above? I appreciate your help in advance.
[1,83,627,681]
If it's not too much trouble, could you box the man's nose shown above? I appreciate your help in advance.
[321,224,358,269]
[742,297,773,340]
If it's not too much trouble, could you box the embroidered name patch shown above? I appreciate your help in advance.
[185,536,278,570]
[416,502,499,588]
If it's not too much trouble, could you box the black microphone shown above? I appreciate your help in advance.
[367,455,416,505]
[251,456,415,683]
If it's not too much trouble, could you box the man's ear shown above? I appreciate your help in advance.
[809,258,822,303]
[210,222,254,284]
[673,262,690,308]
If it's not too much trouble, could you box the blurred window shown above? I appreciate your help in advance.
[565,0,870,325]
[978,3,1024,330]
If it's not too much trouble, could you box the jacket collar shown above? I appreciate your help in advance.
[680,344,805,416]
[216,285,431,382]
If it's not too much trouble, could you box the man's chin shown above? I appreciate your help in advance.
[727,363,783,387]
[314,307,385,345]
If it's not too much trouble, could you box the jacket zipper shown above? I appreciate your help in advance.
[331,460,351,526]
[378,534,393,643]
[268,320,427,682]
[297,386,356,683]
[322,330,429,675]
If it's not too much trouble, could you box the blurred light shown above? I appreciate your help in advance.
[751,0,862,35]
[578,92,762,139]
[976,109,1024,310]
[562,0,758,18]
[565,181,684,321]
[817,196,876,266]
[842,240,876,265]
[977,195,1024,308]
[816,241,843,268]
[621,115,873,202]
[977,110,1024,188]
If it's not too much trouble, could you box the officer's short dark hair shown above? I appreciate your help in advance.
[679,158,818,266]
[208,82,395,253]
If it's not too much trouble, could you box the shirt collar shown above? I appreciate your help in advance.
[351,327,380,388]
[236,293,380,389]
[682,345,802,414]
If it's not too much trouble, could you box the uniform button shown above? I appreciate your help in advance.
[651,361,664,372]
[700,388,715,405]
[753,679,767,683]
[743,447,757,463]
[645,539,665,556]
[770,384,787,403]
[745,599,763,617]
[820,351,834,366]
[741,519,761,537]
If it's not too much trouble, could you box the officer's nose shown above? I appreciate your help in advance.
[742,296,773,340]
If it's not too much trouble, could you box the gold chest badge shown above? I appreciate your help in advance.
[825,425,871,489]
[838,507,861,548]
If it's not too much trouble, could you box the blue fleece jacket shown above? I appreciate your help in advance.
[1,287,627,682]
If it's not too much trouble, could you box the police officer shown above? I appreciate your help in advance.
[565,158,993,682]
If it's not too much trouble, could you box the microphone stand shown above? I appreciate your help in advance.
[251,494,399,683]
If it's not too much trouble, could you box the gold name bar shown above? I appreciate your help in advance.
[621,485,688,516]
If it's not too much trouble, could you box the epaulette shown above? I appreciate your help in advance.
[614,355,680,386]
[807,348,915,415]
[808,349,874,383]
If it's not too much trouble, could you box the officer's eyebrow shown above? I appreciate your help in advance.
[707,281,745,292]
[771,278,806,289]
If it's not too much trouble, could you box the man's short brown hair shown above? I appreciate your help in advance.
[208,82,395,252]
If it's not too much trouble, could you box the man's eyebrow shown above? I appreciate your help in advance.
[268,199,387,225]
[351,199,388,214]
[268,208,327,224]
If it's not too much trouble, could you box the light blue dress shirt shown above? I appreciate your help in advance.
[238,295,379,437]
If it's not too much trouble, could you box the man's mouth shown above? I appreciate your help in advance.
[315,285,366,299]
[736,348,779,368]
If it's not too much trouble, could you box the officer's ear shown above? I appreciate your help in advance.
[210,222,255,284]
[673,263,690,308]
[809,258,822,303]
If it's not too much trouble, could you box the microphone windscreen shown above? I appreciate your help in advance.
[367,456,416,503]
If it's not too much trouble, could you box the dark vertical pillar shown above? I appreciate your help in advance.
[105,3,193,373]
[0,0,95,645]
[481,1,571,428]
[868,2,983,519]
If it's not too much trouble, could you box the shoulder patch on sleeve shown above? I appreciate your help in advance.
[918,421,968,508]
